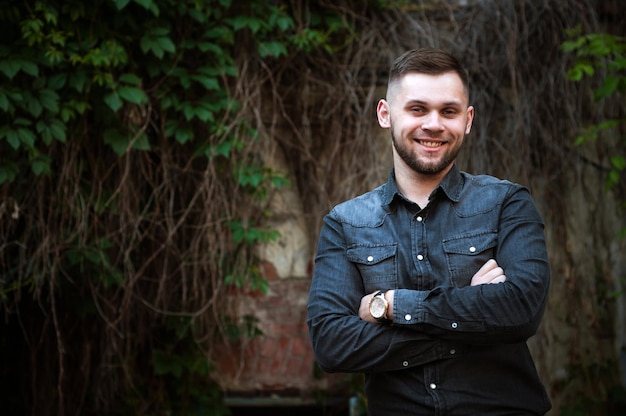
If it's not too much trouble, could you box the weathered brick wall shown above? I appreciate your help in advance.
[217,147,351,404]
[217,277,318,394]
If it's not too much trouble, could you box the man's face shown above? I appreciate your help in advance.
[377,72,474,177]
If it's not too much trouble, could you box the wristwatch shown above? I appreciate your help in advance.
[369,290,389,322]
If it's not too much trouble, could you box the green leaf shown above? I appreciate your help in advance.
[14,117,31,126]
[174,126,194,144]
[17,127,36,148]
[258,41,287,58]
[36,120,53,145]
[1,58,40,78]
[0,59,20,79]
[228,16,263,33]
[31,156,51,176]
[193,106,214,123]
[140,28,174,58]
[104,93,123,112]
[182,102,195,121]
[204,26,234,42]
[118,86,147,104]
[60,107,75,122]
[611,155,626,171]
[0,162,19,184]
[113,0,132,10]
[191,75,219,91]
[594,75,619,101]
[49,119,66,142]
[131,132,151,151]
[26,99,43,117]
[103,128,129,155]
[561,37,585,52]
[4,129,20,149]
[134,0,160,16]
[606,169,620,190]
[157,36,175,53]
[69,71,88,92]
[119,73,142,84]
[609,56,626,72]
[206,140,232,158]
[39,89,60,112]
[20,60,39,77]
[0,93,10,112]
[47,73,67,89]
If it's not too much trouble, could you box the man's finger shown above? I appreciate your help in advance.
[473,259,497,276]
[487,275,507,284]
[471,260,506,286]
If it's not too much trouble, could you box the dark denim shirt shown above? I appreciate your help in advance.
[307,166,551,415]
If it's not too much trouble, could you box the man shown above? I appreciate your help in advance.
[306,48,551,415]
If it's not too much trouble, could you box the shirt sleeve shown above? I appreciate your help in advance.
[392,186,550,344]
[306,212,459,374]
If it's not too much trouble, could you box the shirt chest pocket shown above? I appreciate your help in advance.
[347,245,397,293]
[442,232,497,287]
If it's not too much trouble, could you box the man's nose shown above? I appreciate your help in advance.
[422,111,443,131]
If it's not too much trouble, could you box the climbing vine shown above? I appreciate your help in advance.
[0,0,352,414]
[1,1,625,415]
[562,27,626,195]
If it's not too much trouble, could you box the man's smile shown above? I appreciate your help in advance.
[417,139,445,148]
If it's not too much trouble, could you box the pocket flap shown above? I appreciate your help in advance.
[442,232,497,255]
[347,245,397,265]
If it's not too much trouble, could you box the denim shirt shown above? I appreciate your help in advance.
[307,165,551,415]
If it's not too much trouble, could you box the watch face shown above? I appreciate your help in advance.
[370,297,386,319]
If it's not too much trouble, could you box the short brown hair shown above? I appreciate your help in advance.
[388,48,470,98]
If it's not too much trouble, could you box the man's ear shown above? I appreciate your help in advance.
[465,105,474,135]
[377,99,391,128]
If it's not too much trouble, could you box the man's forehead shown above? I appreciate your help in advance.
[389,72,469,104]
[387,72,469,104]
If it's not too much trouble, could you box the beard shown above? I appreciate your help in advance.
[390,126,462,175]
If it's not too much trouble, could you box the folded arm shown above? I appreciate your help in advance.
[307,214,458,373]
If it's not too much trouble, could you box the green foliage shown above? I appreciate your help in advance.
[562,29,626,415]
[150,317,230,416]
[0,0,343,183]
[222,314,263,341]
[225,220,281,294]
[0,0,354,414]
[562,27,626,191]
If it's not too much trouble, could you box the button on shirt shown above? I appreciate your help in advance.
[307,166,551,415]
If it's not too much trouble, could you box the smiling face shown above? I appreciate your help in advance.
[377,71,474,178]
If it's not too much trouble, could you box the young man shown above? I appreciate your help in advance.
[307,48,551,415]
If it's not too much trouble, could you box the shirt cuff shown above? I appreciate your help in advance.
[392,288,426,325]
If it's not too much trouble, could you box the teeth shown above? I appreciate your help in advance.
[419,141,442,147]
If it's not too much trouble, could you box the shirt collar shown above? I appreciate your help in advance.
[436,164,463,203]
[382,164,464,208]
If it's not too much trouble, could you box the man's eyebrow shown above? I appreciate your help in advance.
[404,99,464,107]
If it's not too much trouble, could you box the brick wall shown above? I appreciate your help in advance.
[216,147,351,405]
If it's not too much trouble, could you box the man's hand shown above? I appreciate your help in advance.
[471,259,507,286]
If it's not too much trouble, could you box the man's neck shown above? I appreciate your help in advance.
[394,164,452,208]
